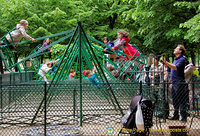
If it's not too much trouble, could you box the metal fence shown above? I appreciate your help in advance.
[0,78,199,136]
[0,71,34,85]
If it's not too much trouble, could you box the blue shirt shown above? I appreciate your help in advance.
[88,73,99,85]
[104,41,114,51]
[171,55,185,82]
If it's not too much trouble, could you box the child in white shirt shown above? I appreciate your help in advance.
[38,60,58,84]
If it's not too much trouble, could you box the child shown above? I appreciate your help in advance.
[106,64,127,81]
[103,37,117,62]
[83,67,99,86]
[112,30,140,60]
[4,20,36,72]
[103,37,114,53]
[40,38,52,63]
[5,20,36,49]
[38,60,58,84]
[69,70,75,79]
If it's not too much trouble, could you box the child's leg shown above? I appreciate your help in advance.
[48,52,52,60]
[41,55,44,64]
[43,76,49,84]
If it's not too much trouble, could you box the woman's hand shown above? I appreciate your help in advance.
[30,37,36,42]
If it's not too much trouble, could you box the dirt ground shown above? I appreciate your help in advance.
[0,114,200,136]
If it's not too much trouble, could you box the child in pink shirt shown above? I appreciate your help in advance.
[69,70,75,79]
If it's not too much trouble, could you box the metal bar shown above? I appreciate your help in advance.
[0,29,74,48]
[73,89,76,118]
[46,37,80,106]
[78,21,83,126]
[79,22,124,116]
[44,82,47,136]
[31,26,78,124]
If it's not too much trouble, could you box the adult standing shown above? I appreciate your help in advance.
[161,45,189,122]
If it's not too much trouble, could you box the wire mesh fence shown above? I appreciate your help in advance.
[0,71,34,85]
[0,78,199,136]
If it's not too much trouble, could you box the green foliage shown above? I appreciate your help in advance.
[180,13,200,43]
[50,44,66,58]
[27,14,45,32]
[32,27,52,38]
[122,0,200,55]
[0,0,200,58]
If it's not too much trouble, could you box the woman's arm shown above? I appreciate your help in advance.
[19,26,36,42]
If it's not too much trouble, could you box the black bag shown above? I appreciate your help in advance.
[154,75,160,85]
[123,95,153,129]
[123,108,137,129]
[123,95,142,129]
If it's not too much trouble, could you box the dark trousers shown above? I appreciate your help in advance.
[5,39,18,72]
[40,52,52,64]
[171,80,189,119]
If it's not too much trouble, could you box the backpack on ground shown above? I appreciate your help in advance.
[119,95,154,136]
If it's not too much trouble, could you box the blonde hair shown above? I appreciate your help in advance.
[118,30,129,37]
[43,38,50,44]
[20,20,28,26]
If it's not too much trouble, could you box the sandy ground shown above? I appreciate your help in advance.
[0,113,200,136]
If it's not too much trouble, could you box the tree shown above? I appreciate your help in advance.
[122,0,200,59]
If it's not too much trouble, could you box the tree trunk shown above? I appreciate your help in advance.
[108,13,118,30]
[190,49,195,66]
[108,1,120,30]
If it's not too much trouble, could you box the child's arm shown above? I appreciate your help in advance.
[19,26,36,42]
[92,62,97,73]
[92,67,96,73]
[49,59,59,65]
[113,39,126,50]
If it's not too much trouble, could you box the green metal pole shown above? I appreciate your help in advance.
[0,76,2,110]
[46,38,80,105]
[80,23,124,116]
[73,89,76,118]
[78,21,83,126]
[31,28,78,124]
